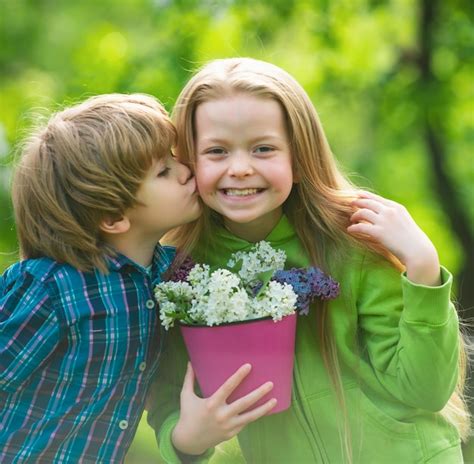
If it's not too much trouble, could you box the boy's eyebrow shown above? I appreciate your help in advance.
[150,157,167,171]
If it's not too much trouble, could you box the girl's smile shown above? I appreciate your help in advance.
[195,94,296,241]
[221,188,264,197]
[219,187,266,203]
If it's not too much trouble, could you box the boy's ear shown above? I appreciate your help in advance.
[100,216,131,235]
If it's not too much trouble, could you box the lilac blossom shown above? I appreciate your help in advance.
[273,267,340,315]
[159,242,341,328]
[167,255,196,282]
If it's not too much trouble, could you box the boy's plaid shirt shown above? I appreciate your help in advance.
[0,245,175,463]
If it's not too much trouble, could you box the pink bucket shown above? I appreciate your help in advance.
[179,312,297,415]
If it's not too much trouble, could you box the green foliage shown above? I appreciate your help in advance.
[1,0,472,460]
[1,0,471,275]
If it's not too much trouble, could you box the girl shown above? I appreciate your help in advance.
[148,58,469,463]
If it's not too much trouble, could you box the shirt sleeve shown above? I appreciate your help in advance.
[147,327,215,464]
[356,254,460,412]
[0,272,60,392]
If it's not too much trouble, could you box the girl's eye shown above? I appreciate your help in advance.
[205,147,226,155]
[254,146,274,153]
[157,167,170,177]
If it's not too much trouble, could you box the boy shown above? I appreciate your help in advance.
[0,94,200,463]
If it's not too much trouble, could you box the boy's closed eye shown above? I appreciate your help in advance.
[157,166,170,177]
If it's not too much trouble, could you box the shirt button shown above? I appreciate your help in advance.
[119,420,129,430]
[139,362,147,372]
[145,299,155,309]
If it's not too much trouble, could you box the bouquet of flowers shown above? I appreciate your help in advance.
[155,241,340,330]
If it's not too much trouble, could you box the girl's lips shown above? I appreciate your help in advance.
[218,188,265,202]
[220,188,265,195]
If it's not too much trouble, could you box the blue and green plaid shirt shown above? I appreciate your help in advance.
[0,245,176,463]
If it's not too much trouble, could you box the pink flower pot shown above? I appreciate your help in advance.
[179,312,297,415]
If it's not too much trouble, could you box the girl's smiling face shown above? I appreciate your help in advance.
[194,94,295,242]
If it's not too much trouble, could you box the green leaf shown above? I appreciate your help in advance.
[226,258,243,273]
[255,270,275,297]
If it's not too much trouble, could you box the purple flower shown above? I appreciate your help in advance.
[249,280,264,296]
[273,267,340,315]
[166,255,196,282]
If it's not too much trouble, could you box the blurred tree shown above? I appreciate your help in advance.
[414,0,473,316]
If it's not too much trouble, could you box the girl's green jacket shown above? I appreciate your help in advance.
[148,215,463,463]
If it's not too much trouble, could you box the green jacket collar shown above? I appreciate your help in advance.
[213,215,297,253]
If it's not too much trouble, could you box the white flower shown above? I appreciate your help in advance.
[188,264,211,293]
[155,281,195,328]
[159,301,178,330]
[227,241,286,284]
[199,269,245,325]
[255,281,297,321]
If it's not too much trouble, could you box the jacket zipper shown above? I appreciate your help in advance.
[292,359,329,463]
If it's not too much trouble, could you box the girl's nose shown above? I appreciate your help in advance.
[228,152,254,177]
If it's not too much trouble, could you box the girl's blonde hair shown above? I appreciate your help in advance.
[13,93,176,273]
[165,57,470,445]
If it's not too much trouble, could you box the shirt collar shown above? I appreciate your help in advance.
[151,245,176,284]
[106,244,176,281]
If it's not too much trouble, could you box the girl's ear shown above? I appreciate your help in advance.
[100,216,131,235]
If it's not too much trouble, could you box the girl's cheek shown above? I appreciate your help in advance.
[194,177,210,197]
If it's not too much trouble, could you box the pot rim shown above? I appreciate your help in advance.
[178,311,296,329]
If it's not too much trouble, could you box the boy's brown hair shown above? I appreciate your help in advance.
[12,93,176,273]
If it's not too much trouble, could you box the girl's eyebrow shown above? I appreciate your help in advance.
[249,134,285,143]
[198,137,228,145]
[198,134,285,146]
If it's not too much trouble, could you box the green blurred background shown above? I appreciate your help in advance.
[0,0,472,462]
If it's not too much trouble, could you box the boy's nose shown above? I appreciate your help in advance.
[228,153,254,177]
[176,160,193,184]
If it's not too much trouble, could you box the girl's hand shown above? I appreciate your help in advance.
[172,362,276,456]
[347,191,441,286]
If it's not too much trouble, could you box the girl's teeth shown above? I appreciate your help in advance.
[225,188,259,196]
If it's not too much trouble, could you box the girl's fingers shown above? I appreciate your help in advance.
[213,364,252,402]
[356,190,396,207]
[347,222,379,240]
[226,381,274,416]
[350,208,379,225]
[351,197,384,214]
[234,397,278,427]
[180,362,195,396]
